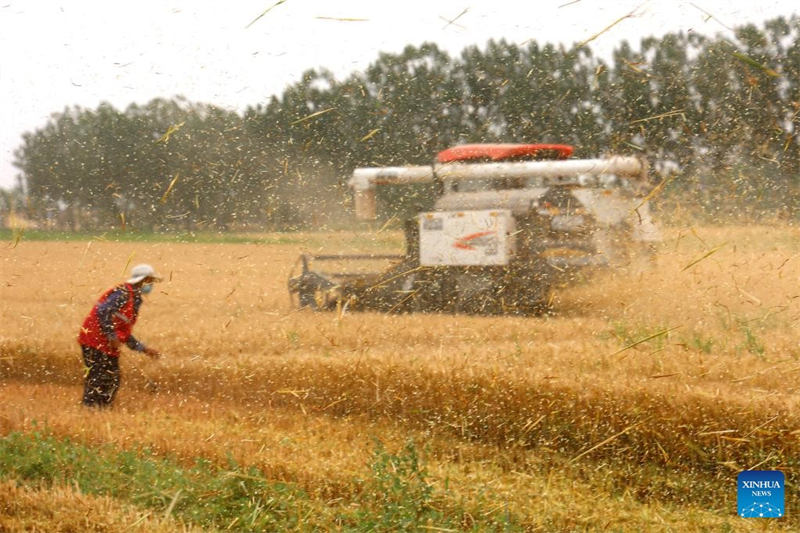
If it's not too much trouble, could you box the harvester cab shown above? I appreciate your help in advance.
[288,144,660,314]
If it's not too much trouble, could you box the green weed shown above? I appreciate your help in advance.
[690,334,715,354]
[0,431,519,531]
[739,325,765,356]
[610,321,673,352]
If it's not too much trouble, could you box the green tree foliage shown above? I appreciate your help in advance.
[10,15,800,230]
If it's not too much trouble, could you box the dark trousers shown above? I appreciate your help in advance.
[81,345,120,407]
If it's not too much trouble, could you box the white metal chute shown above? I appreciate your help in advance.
[349,166,434,190]
[350,156,646,189]
[435,156,646,181]
[348,156,648,220]
[349,166,433,219]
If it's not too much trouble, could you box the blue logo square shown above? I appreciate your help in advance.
[738,470,784,518]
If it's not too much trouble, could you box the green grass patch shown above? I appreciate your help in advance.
[0,430,520,531]
[2,228,307,245]
[1,228,404,250]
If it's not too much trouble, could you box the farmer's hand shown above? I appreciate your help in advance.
[144,347,161,360]
[109,337,122,351]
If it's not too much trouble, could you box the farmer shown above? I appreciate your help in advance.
[78,263,162,407]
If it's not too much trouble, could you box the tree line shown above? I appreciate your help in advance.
[9,15,800,231]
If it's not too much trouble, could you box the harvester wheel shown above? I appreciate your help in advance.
[298,287,320,310]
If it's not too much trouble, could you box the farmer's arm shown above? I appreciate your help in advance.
[125,335,145,352]
[124,335,159,358]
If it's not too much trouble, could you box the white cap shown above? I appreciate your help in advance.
[126,264,162,284]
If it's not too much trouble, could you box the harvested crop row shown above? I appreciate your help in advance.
[3,341,797,479]
[0,382,782,531]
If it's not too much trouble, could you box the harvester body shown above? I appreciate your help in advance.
[289,144,659,314]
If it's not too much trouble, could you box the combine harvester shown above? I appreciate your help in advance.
[289,144,660,315]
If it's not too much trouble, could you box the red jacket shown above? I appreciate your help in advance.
[78,284,139,357]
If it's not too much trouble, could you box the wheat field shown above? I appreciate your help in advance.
[2,224,800,531]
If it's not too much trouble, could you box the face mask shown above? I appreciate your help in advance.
[141,283,153,295]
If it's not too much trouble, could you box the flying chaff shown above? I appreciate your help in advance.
[689,2,733,30]
[569,418,650,463]
[681,243,727,272]
[633,175,675,214]
[360,128,380,142]
[576,8,637,49]
[441,7,468,29]
[160,173,180,204]
[731,51,779,77]
[629,109,686,125]
[610,326,682,358]
[156,121,185,144]
[121,252,135,277]
[290,107,336,126]
[245,0,288,29]
[315,16,368,22]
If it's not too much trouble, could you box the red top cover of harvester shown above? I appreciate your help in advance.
[436,143,574,163]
